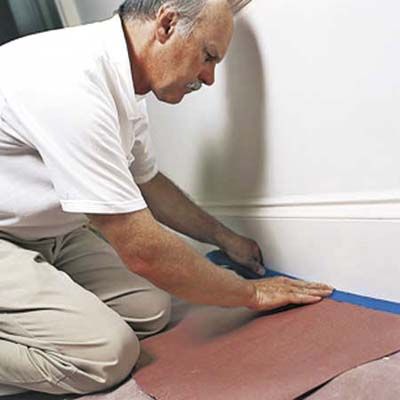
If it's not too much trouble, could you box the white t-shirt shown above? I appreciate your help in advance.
[0,15,158,239]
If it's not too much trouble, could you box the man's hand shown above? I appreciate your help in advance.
[88,211,334,311]
[248,276,334,312]
[219,232,266,276]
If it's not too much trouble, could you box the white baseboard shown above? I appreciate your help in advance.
[198,190,400,220]
[193,193,400,303]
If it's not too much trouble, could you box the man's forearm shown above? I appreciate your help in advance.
[89,211,333,311]
[91,211,256,308]
[133,227,255,307]
[139,172,233,247]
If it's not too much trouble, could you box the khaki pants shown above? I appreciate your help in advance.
[0,225,171,396]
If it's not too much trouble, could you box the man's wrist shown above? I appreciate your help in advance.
[244,280,258,309]
[213,223,236,251]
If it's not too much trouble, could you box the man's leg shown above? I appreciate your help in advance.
[55,225,172,339]
[0,237,140,395]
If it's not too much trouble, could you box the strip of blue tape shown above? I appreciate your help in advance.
[207,250,400,315]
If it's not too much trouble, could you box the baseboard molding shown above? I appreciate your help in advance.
[195,196,400,303]
[198,190,400,220]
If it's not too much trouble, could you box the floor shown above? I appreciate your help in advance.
[1,298,399,400]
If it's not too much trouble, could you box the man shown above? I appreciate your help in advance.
[0,0,333,396]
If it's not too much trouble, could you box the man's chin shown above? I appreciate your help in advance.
[153,89,185,104]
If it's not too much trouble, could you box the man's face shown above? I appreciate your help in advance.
[150,0,234,104]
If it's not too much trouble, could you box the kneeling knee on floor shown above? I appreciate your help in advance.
[66,322,140,394]
[24,322,139,395]
[115,290,172,336]
[89,323,139,392]
[134,291,172,335]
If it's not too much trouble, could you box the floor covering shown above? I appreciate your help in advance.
[3,252,400,399]
[132,298,400,400]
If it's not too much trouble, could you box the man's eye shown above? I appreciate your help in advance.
[204,52,213,62]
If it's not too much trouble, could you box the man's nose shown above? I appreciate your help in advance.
[200,64,216,86]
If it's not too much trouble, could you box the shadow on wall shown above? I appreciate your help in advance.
[199,15,267,202]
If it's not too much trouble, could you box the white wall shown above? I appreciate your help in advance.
[56,0,120,26]
[69,0,120,23]
[149,0,400,202]
[60,1,400,302]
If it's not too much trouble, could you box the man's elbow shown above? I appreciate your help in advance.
[86,210,162,276]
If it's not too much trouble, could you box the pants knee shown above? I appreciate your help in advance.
[66,322,140,394]
[102,323,141,389]
[148,290,171,328]
[136,290,172,337]
[22,320,140,396]
[116,289,172,338]
[65,291,171,393]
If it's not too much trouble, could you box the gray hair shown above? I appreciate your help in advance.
[118,0,252,36]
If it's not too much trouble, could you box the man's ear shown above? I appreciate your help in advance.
[155,6,179,44]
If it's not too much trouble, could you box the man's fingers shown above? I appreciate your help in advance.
[308,288,333,297]
[276,277,334,291]
[253,275,334,311]
[285,285,333,296]
[289,294,322,305]
[292,287,333,298]
[290,279,334,291]
[255,262,266,276]
[256,248,264,267]
[245,260,266,276]
[267,294,322,310]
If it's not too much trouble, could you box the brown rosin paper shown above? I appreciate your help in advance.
[133,299,400,400]
[306,351,400,400]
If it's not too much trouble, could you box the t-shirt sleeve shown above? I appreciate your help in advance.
[129,100,159,184]
[6,86,148,215]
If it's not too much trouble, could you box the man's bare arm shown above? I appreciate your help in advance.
[87,210,333,310]
[138,172,266,275]
[88,209,256,308]
[138,172,233,248]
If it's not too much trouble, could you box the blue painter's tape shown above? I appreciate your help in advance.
[207,250,400,315]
